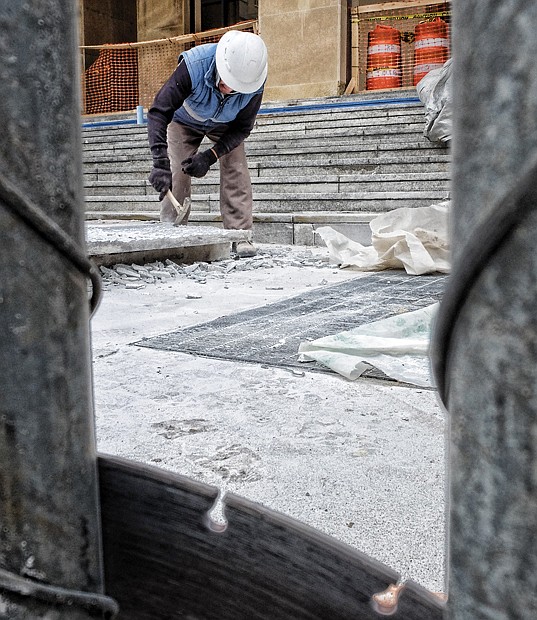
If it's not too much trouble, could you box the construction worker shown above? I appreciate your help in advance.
[147,30,268,258]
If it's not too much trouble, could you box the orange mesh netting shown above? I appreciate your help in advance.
[81,21,256,116]
[84,48,139,114]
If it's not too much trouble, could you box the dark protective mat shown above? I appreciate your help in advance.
[135,271,446,378]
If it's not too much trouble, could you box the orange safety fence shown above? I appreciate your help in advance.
[350,2,451,92]
[80,20,257,116]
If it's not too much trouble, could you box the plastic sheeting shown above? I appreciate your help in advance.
[299,303,438,388]
[316,202,450,276]
[416,58,453,144]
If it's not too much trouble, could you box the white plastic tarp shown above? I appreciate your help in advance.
[416,58,453,144]
[298,303,438,388]
[316,202,450,276]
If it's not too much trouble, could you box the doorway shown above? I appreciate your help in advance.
[82,0,137,69]
[191,0,258,32]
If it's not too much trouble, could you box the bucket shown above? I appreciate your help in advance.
[366,24,402,90]
[413,18,449,85]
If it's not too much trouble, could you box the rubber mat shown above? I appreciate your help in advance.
[135,271,446,379]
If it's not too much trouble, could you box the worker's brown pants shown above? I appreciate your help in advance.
[160,121,253,230]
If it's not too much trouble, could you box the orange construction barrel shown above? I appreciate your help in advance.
[366,24,402,90]
[413,18,449,86]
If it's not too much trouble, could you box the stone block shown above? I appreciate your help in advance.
[294,223,316,246]
[260,0,347,101]
[252,222,294,244]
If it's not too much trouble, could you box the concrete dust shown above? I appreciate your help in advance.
[90,243,446,594]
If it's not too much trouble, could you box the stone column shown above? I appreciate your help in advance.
[259,0,349,101]
[0,1,111,617]
[137,0,188,40]
[442,1,537,616]
[137,0,190,106]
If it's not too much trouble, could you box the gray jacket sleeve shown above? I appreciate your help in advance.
[147,60,191,161]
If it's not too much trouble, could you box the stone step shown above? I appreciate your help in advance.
[83,155,450,184]
[81,106,428,153]
[245,125,427,144]
[80,94,450,244]
[82,141,446,167]
[191,177,450,196]
[85,180,153,196]
[257,105,425,121]
[81,120,428,140]
[80,101,426,137]
[84,210,380,224]
[81,126,428,157]
[82,130,147,145]
[81,137,433,161]
[221,170,450,189]
[84,172,450,197]
[194,191,451,213]
[252,117,427,136]
[87,210,159,221]
[247,156,450,175]
[83,210,381,246]
[85,189,449,214]
[246,141,445,158]
[81,138,434,166]
[82,117,427,140]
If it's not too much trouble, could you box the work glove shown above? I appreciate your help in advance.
[149,157,172,200]
[181,149,217,178]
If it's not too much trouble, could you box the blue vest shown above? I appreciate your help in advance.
[173,44,262,130]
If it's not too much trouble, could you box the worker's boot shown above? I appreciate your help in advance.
[233,240,256,258]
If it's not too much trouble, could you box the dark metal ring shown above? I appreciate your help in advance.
[0,568,119,617]
[0,172,103,316]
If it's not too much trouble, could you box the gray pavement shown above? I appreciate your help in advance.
[88,222,447,595]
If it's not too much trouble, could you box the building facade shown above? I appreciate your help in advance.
[79,1,450,112]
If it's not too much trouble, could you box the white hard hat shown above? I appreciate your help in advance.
[216,30,268,94]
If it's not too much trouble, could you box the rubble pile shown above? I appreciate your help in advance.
[98,247,333,290]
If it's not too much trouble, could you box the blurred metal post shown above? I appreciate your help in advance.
[0,1,111,618]
[438,0,537,616]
